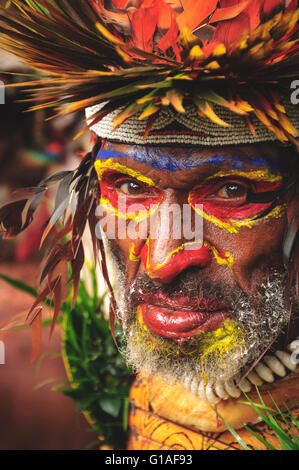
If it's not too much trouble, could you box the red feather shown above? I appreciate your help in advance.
[263,0,285,16]
[213,12,250,45]
[129,3,159,51]
[210,0,251,23]
[157,7,180,57]
[177,0,218,31]
[212,0,268,46]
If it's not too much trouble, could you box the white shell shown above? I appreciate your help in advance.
[275,350,297,371]
[263,355,286,377]
[215,381,230,400]
[224,379,241,398]
[179,339,298,404]
[197,380,208,401]
[205,383,221,404]
[190,377,199,395]
[247,371,263,386]
[237,378,252,393]
[254,363,275,383]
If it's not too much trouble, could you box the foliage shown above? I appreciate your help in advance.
[214,389,299,451]
[0,268,133,449]
[60,269,133,450]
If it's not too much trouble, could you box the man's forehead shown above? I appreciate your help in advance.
[98,141,281,173]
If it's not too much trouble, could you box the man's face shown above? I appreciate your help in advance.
[95,140,293,386]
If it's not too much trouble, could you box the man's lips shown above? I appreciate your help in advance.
[134,290,230,312]
[139,302,230,340]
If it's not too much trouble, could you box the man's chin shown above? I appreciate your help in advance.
[123,314,250,386]
[115,268,291,390]
[122,275,291,387]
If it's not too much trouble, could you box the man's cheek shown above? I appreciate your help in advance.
[97,199,148,238]
[218,220,287,293]
[96,207,148,278]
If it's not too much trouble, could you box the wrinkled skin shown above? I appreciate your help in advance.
[95,140,299,384]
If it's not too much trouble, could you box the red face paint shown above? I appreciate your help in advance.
[139,241,213,284]
[100,170,162,216]
[189,178,282,222]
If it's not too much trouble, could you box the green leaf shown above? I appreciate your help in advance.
[33,377,64,390]
[212,407,250,450]
[242,424,277,450]
[76,394,99,412]
[98,396,121,418]
[243,391,299,450]
[0,274,38,297]
[122,397,130,431]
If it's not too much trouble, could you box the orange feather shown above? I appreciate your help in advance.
[177,0,218,31]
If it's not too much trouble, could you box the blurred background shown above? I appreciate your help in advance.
[0,49,98,450]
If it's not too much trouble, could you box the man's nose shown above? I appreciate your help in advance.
[139,191,213,284]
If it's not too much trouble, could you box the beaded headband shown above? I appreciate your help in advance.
[86,101,299,147]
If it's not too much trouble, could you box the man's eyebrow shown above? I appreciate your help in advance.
[96,149,226,171]
[230,154,279,172]
[96,149,279,173]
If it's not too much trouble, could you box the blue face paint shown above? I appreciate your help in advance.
[96,149,226,171]
[204,155,226,166]
[96,149,279,173]
[231,156,247,169]
[231,154,279,172]
[250,157,279,172]
[96,149,128,160]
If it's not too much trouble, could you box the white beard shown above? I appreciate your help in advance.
[123,275,291,386]
[102,236,292,387]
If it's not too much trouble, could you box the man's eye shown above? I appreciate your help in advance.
[116,179,146,195]
[215,182,248,199]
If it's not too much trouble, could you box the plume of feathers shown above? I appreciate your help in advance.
[0,0,298,144]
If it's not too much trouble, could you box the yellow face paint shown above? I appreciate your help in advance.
[99,196,160,223]
[149,239,204,272]
[197,319,244,357]
[139,239,212,283]
[188,169,286,233]
[95,159,162,223]
[210,246,234,271]
[207,169,282,183]
[189,168,285,233]
[196,319,245,379]
[94,158,158,188]
[189,199,287,234]
[129,243,142,262]
[136,308,245,377]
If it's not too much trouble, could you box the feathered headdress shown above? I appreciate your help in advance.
[0,0,298,359]
[0,0,298,145]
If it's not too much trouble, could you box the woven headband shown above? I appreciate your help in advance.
[86,101,299,147]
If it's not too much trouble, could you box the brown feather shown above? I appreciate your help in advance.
[28,307,43,364]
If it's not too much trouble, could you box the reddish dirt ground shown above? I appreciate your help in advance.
[0,261,98,450]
